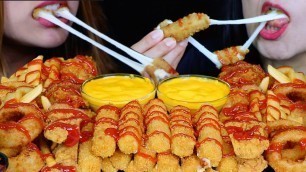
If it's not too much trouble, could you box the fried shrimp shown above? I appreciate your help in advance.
[160,12,210,41]
[0,103,44,148]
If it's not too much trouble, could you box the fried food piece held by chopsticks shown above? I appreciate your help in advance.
[160,12,210,41]
[214,46,249,66]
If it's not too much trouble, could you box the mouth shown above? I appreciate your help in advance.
[36,1,68,12]
[33,1,69,28]
[260,2,290,40]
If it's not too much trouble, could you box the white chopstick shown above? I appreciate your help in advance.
[241,21,266,51]
[36,10,145,73]
[54,7,153,66]
[210,12,288,25]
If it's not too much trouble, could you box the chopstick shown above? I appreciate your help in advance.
[54,7,153,66]
[210,11,288,25]
[241,21,267,51]
[33,9,145,74]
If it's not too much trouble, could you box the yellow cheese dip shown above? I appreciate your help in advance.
[81,74,156,110]
[157,75,230,112]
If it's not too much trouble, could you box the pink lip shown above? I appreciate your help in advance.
[260,2,290,40]
[35,1,69,28]
[36,1,67,8]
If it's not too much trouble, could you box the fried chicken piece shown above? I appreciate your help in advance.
[237,156,268,172]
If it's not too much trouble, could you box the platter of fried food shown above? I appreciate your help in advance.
[0,54,305,172]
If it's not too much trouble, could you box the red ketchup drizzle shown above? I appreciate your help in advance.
[146,131,171,142]
[18,114,44,129]
[136,152,157,163]
[104,128,119,141]
[0,122,31,141]
[96,105,120,115]
[196,138,223,150]
[222,103,249,117]
[145,116,169,126]
[79,131,93,143]
[171,133,196,141]
[226,125,267,141]
[299,139,306,150]
[46,122,80,147]
[41,164,76,172]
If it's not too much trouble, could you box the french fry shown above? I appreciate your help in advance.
[41,95,52,111]
[267,65,290,83]
[259,76,269,93]
[20,84,43,103]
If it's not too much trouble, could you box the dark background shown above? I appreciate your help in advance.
[100,0,261,76]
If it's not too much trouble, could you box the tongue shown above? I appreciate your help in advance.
[267,18,289,27]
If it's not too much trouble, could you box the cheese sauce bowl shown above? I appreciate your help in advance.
[81,74,156,111]
[157,75,230,112]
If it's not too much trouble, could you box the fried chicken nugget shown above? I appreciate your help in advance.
[118,101,143,154]
[153,152,181,172]
[170,106,195,158]
[160,12,210,42]
[236,156,268,172]
[92,105,120,158]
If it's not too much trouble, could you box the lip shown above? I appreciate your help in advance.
[36,0,67,9]
[260,2,290,40]
[35,1,69,28]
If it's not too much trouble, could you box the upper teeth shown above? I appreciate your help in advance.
[44,4,60,11]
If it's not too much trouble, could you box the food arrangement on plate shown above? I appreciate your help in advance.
[0,5,305,172]
[0,53,305,172]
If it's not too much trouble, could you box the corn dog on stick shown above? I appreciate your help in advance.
[160,12,210,42]
[118,100,144,154]
[214,46,249,66]
[92,105,120,158]
[78,122,102,172]
[153,152,182,172]
[193,105,223,167]
[169,105,196,158]
[144,100,171,153]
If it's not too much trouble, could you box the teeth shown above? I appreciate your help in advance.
[266,25,280,31]
[44,4,60,11]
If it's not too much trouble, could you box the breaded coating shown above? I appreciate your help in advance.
[109,150,132,171]
[92,105,120,158]
[133,146,157,171]
[160,13,210,41]
[78,140,102,172]
[181,155,206,172]
[236,156,267,172]
[118,101,143,154]
[7,143,44,172]
[153,153,181,172]
[214,46,249,66]
[53,144,78,166]
[101,157,117,172]
[170,106,195,158]
[193,105,223,167]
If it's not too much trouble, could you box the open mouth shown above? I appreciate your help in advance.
[260,3,290,40]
